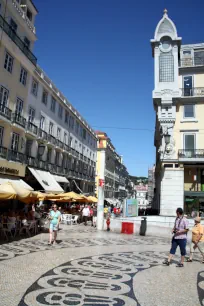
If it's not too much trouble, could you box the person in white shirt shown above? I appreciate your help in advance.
[82,204,90,226]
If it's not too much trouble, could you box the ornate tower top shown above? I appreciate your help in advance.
[163,8,168,16]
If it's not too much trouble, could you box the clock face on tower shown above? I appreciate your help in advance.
[159,36,172,52]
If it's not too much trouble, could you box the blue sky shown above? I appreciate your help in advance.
[33,0,204,176]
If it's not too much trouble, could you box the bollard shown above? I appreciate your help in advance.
[139,217,147,236]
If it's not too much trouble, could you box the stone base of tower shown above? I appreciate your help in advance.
[160,167,184,216]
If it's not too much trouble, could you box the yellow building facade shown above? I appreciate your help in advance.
[0,0,37,180]
[152,10,204,216]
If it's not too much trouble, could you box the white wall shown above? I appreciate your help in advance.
[160,168,184,216]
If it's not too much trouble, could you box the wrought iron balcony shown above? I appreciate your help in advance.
[0,104,12,121]
[8,150,25,163]
[26,121,38,135]
[55,139,64,149]
[181,87,204,97]
[63,144,70,152]
[38,128,48,141]
[179,58,204,68]
[0,15,37,66]
[178,149,204,159]
[48,134,56,146]
[0,146,8,159]
[12,112,26,128]
[26,156,38,168]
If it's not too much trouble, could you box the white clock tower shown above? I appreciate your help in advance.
[151,10,184,216]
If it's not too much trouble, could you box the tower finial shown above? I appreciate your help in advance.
[163,8,168,16]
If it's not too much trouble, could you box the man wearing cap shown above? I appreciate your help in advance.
[163,207,189,267]
[187,216,204,263]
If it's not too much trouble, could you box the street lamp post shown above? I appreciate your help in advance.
[97,149,105,230]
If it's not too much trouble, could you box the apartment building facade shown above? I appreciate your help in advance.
[0,0,97,193]
[96,131,130,206]
[152,10,204,215]
[24,66,97,193]
[0,0,37,182]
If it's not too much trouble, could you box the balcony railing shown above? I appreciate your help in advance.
[0,104,12,121]
[56,139,64,149]
[0,15,37,66]
[48,134,56,146]
[11,0,36,34]
[179,58,204,68]
[181,88,204,97]
[12,113,26,128]
[27,121,38,135]
[26,156,38,168]
[38,128,48,141]
[8,150,25,163]
[63,144,70,152]
[0,146,8,159]
[178,149,204,159]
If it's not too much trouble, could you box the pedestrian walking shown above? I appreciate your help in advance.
[48,204,61,245]
[92,205,97,227]
[82,204,90,226]
[163,207,189,267]
[187,217,204,263]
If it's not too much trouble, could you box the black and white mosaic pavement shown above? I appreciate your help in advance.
[18,251,170,306]
[0,236,169,262]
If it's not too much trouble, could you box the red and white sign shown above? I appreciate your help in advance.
[99,179,105,187]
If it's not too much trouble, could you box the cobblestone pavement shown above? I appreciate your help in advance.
[0,224,204,306]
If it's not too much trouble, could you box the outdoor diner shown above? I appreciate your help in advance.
[0,181,98,241]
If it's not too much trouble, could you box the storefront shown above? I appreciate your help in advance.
[0,160,32,189]
[184,191,204,216]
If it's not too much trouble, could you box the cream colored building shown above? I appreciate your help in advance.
[152,10,204,216]
[0,0,97,193]
[0,0,37,183]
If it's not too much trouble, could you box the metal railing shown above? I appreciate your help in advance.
[48,134,56,146]
[181,87,204,97]
[0,104,12,120]
[8,150,25,163]
[26,156,38,168]
[0,15,37,66]
[27,121,38,135]
[38,128,48,141]
[12,113,26,128]
[63,144,70,152]
[178,149,204,158]
[56,139,64,149]
[0,146,8,159]
[179,58,204,68]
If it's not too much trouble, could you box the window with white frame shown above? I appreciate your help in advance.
[15,98,23,114]
[49,122,54,135]
[65,111,69,124]
[4,51,13,73]
[58,104,63,118]
[31,78,38,96]
[0,86,9,107]
[69,116,74,129]
[64,132,67,144]
[184,134,196,154]
[11,132,19,151]
[184,104,195,118]
[40,115,45,130]
[19,67,27,86]
[55,151,60,165]
[75,121,79,134]
[51,97,56,112]
[28,107,35,122]
[0,126,4,146]
[42,90,48,105]
[57,127,61,140]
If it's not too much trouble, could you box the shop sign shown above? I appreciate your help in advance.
[0,167,19,175]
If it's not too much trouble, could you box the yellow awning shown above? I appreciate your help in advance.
[87,196,98,203]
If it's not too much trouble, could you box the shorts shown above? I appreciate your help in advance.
[170,238,187,256]
[49,223,58,231]
[93,216,97,224]
[190,241,204,254]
